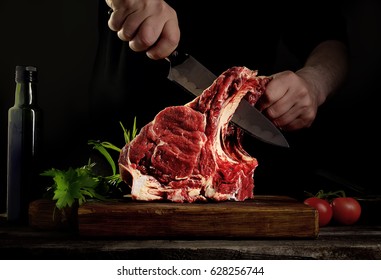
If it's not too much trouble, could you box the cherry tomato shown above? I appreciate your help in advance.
[331,197,361,225]
[304,197,333,227]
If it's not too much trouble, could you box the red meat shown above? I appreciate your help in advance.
[119,66,271,202]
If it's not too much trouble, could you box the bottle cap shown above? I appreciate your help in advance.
[15,65,38,83]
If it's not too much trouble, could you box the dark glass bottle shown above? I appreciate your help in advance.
[7,65,42,224]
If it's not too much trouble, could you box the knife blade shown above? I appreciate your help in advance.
[166,51,289,148]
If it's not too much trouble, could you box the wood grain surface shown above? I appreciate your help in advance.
[76,195,319,239]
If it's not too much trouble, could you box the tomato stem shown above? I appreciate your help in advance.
[304,189,347,201]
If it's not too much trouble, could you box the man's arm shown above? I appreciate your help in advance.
[297,40,349,106]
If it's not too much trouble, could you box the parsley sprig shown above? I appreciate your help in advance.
[41,118,138,210]
[41,162,104,209]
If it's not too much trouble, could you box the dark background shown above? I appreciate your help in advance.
[1,0,381,211]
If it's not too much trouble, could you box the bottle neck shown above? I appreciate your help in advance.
[14,82,37,107]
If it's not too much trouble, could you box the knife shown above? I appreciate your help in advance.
[166,51,290,148]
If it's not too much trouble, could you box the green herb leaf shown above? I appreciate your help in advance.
[120,116,137,144]
[88,140,118,175]
[41,164,101,209]
[42,117,138,209]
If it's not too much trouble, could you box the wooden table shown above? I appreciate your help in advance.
[1,221,380,260]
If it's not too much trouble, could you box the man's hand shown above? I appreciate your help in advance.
[257,40,348,131]
[106,0,180,59]
[256,70,320,131]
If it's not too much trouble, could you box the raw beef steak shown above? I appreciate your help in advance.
[119,66,271,202]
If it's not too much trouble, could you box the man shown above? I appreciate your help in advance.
[89,0,349,197]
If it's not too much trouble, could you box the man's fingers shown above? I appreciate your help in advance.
[107,2,179,59]
[145,19,180,59]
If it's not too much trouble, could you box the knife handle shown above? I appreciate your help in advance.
[166,49,190,67]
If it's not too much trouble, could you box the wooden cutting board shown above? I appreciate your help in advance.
[76,195,319,239]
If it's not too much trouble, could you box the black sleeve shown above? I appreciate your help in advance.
[88,0,191,146]
[281,2,348,63]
